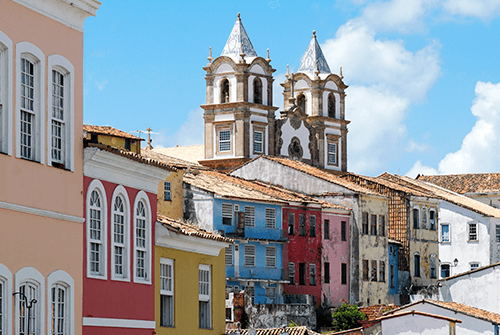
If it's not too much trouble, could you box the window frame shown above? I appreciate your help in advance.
[324,262,330,284]
[324,219,330,239]
[163,181,171,201]
[341,221,346,241]
[198,264,211,329]
[379,261,385,283]
[244,245,256,268]
[0,32,13,156]
[253,130,263,154]
[441,223,450,243]
[470,262,480,271]
[309,263,316,286]
[413,207,420,229]
[414,253,421,278]
[379,216,385,237]
[288,262,295,285]
[244,206,255,227]
[222,203,233,225]
[86,180,108,280]
[47,270,74,335]
[429,209,437,231]
[341,263,347,285]
[430,254,437,279]
[496,224,500,243]
[362,212,368,235]
[225,245,233,266]
[111,185,130,282]
[309,215,316,237]
[298,263,306,286]
[14,267,44,335]
[0,264,13,335]
[362,259,369,281]
[16,42,45,163]
[288,212,295,236]
[298,213,306,236]
[326,134,340,167]
[133,191,152,284]
[468,222,478,242]
[265,208,276,229]
[265,246,276,268]
[441,264,450,279]
[46,55,74,171]
[370,214,377,236]
[371,260,377,282]
[160,258,174,328]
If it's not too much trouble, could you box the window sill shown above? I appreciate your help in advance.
[160,326,175,328]
[467,240,479,243]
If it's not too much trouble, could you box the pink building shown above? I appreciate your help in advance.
[0,1,99,334]
[83,143,174,334]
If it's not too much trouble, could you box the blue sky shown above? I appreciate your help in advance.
[83,0,500,177]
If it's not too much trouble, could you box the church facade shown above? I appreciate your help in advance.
[200,14,349,172]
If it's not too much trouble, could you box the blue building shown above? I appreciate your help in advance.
[388,240,400,300]
[183,170,288,304]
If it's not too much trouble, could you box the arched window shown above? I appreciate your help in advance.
[111,185,130,281]
[253,77,262,104]
[86,180,107,279]
[15,267,44,335]
[47,270,74,335]
[297,94,306,114]
[429,254,437,279]
[414,253,421,277]
[0,31,13,155]
[134,192,151,283]
[220,78,230,103]
[328,93,335,118]
[0,264,13,335]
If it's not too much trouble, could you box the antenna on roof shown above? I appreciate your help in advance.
[131,127,159,150]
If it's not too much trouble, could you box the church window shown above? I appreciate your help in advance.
[328,93,335,118]
[253,77,262,104]
[253,130,263,154]
[220,78,230,103]
[219,130,231,152]
[326,134,340,167]
[297,94,306,114]
[328,143,337,165]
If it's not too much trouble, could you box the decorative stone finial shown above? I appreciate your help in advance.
[266,48,271,62]
[340,66,343,79]
[237,13,241,19]
[285,64,290,78]
[239,42,246,63]
[207,46,213,63]
[314,60,320,78]
[312,30,316,38]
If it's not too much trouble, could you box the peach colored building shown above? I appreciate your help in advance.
[0,1,100,334]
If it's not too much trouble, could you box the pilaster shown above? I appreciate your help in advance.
[235,73,249,102]
[205,76,215,104]
[341,125,348,172]
[203,113,215,159]
[267,77,274,107]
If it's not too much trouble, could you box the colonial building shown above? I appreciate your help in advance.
[200,14,348,172]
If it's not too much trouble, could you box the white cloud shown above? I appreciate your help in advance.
[152,108,204,148]
[406,160,438,177]
[405,139,430,152]
[442,0,500,20]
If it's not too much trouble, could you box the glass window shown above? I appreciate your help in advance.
[135,201,148,280]
[20,58,35,160]
[379,216,385,236]
[51,70,65,165]
[371,260,377,282]
[299,214,306,236]
[113,196,126,278]
[218,130,231,152]
[390,264,395,288]
[288,262,295,285]
[370,214,377,236]
[328,143,337,165]
[496,225,500,242]
[363,260,369,281]
[413,208,419,229]
[253,130,263,153]
[441,264,450,278]
[164,182,171,201]
[429,210,436,230]
[324,219,330,239]
[362,212,368,235]
[470,262,480,271]
[222,203,232,225]
[19,282,38,335]
[469,223,478,241]
[89,190,103,276]
[414,254,421,277]
[288,213,295,236]
[441,224,450,242]
[160,258,174,327]
[51,284,67,335]
[199,265,211,329]
[324,262,330,284]
[310,215,316,237]
[379,261,385,282]
[430,254,437,279]
[309,264,316,286]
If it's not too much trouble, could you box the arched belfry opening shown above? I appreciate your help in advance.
[328,93,335,118]
[297,94,306,114]
[220,78,230,103]
[253,77,262,104]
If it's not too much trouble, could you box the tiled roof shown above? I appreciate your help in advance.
[84,142,178,172]
[385,299,500,324]
[140,148,203,169]
[221,13,258,61]
[83,124,143,140]
[250,156,383,196]
[380,173,500,218]
[439,261,500,281]
[325,327,363,335]
[377,309,461,323]
[157,215,233,244]
[298,31,331,75]
[360,304,395,321]
[226,326,322,335]
[153,145,204,164]
[417,173,500,194]
[346,173,433,198]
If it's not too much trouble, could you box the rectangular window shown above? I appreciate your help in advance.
[496,225,500,242]
[288,213,295,235]
[222,203,233,225]
[266,208,276,229]
[299,263,306,285]
[265,246,276,268]
[125,138,131,150]
[324,262,330,284]
[20,58,35,160]
[441,264,450,278]
[421,209,427,229]
[199,265,211,329]
[341,221,346,241]
[362,212,368,235]
[245,206,255,227]
[160,258,174,327]
[470,262,480,270]
[299,213,306,236]
[253,130,263,153]
[218,130,231,152]
[244,245,255,267]
[370,214,377,236]
[414,254,421,277]
[441,224,450,242]
[324,220,330,239]
[371,260,377,282]
[379,216,385,236]
[288,262,295,284]
[363,260,369,281]
[413,208,419,229]
[226,308,232,321]
[430,264,437,279]
[310,215,316,237]
[341,263,347,285]
[429,210,436,231]
[225,246,233,266]
[164,181,171,201]
[379,261,385,282]
[390,265,395,288]
[51,70,64,165]
[309,263,316,286]
[328,143,337,165]
[469,222,478,241]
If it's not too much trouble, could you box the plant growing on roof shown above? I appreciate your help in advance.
[332,302,367,331]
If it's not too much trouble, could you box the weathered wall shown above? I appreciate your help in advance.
[183,183,214,231]
[246,303,316,329]
[157,170,184,220]
[382,314,451,335]
[85,133,141,153]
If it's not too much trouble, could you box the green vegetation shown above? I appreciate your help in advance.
[332,302,367,331]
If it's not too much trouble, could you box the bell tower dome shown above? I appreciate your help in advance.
[200,14,278,170]
[281,31,349,172]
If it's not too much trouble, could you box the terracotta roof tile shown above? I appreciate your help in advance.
[84,142,177,172]
[157,215,233,244]
[153,145,204,164]
[346,173,433,198]
[140,148,204,169]
[417,173,500,194]
[385,299,500,324]
[226,326,321,335]
[83,124,144,140]
[377,309,462,323]
[325,327,363,335]
[360,304,396,321]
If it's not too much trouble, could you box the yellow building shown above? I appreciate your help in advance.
[83,124,144,153]
[155,215,232,335]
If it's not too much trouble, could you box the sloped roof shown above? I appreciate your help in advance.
[417,173,500,195]
[140,148,203,169]
[221,13,258,61]
[249,156,383,196]
[377,309,461,323]
[325,327,363,335]
[345,173,434,198]
[226,326,322,335]
[439,261,500,281]
[84,141,177,172]
[385,299,500,324]
[83,124,143,140]
[380,173,500,218]
[152,145,204,164]
[297,31,331,75]
[360,304,395,321]
[157,215,233,244]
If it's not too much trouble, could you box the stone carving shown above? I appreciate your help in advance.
[288,137,303,160]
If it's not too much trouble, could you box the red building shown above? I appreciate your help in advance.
[82,143,174,334]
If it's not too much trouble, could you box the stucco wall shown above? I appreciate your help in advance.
[157,170,184,220]
[183,184,215,232]
[246,303,316,329]
[382,314,451,335]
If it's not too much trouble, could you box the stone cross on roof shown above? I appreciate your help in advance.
[221,13,258,60]
[297,30,331,75]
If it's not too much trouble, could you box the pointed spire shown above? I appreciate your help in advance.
[221,13,258,61]
[297,30,331,76]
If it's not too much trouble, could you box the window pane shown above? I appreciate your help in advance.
[442,224,450,242]
[288,262,295,284]
[219,130,231,152]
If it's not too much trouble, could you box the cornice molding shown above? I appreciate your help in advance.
[0,200,85,223]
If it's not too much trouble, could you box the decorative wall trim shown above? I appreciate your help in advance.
[0,200,84,223]
[82,317,155,329]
